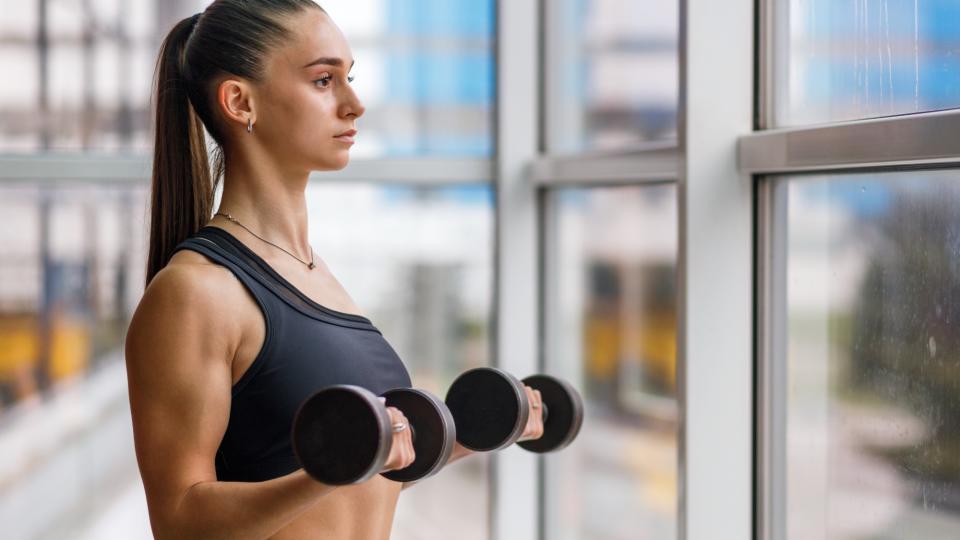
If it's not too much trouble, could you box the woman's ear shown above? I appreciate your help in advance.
[216,78,256,131]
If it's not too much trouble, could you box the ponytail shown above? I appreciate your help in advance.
[145,1,324,286]
[146,14,217,286]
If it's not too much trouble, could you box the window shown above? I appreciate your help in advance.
[0,0,495,157]
[0,0,156,151]
[770,0,960,126]
[324,0,495,157]
[764,170,960,539]
[545,0,679,153]
[0,2,497,536]
[543,184,678,540]
[754,2,960,538]
[0,182,146,410]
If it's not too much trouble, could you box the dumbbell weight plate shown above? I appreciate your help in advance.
[292,385,392,485]
[445,367,529,451]
[517,375,584,453]
[381,388,457,482]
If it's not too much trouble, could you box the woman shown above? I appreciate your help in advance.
[124,2,544,539]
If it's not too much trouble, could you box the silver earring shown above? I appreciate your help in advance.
[247,118,253,133]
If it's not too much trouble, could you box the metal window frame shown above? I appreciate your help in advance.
[532,143,680,187]
[0,155,493,185]
[755,177,788,540]
[540,0,682,159]
[739,109,960,175]
[536,0,684,538]
[537,1,756,540]
[677,0,756,539]
[747,114,960,539]
[0,155,152,182]
[751,0,960,538]
[755,0,776,131]
[536,176,679,540]
[490,1,541,539]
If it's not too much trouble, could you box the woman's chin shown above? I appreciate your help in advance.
[313,154,350,172]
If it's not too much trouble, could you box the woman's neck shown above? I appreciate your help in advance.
[214,165,313,259]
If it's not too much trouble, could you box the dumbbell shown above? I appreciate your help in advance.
[292,385,456,485]
[444,367,584,453]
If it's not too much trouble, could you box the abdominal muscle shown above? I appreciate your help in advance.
[172,250,404,539]
[269,477,402,540]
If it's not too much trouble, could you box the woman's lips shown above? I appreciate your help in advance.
[334,129,356,144]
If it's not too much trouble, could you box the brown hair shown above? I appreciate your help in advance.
[146,0,324,285]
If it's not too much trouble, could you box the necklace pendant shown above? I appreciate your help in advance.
[308,262,316,270]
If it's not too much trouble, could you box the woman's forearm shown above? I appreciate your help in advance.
[159,469,336,540]
[401,441,476,491]
[446,441,476,465]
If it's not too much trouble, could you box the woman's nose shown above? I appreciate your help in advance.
[340,87,366,119]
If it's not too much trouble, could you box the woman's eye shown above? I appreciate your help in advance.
[314,74,355,88]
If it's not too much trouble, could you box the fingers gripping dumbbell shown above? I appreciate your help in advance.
[291,385,456,485]
[444,367,584,454]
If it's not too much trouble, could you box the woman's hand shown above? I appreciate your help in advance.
[380,401,416,472]
[402,385,544,492]
[516,385,544,442]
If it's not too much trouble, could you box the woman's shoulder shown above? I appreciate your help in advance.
[161,241,262,296]
[166,244,226,272]
[151,250,236,303]
[129,251,249,346]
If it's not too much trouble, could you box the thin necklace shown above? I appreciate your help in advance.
[214,212,316,270]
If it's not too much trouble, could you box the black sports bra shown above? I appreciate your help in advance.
[172,226,412,482]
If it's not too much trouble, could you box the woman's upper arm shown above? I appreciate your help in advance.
[124,263,239,528]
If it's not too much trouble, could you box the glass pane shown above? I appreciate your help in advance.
[772,0,960,126]
[544,184,678,540]
[773,170,960,538]
[0,181,149,539]
[0,0,494,157]
[0,183,147,410]
[548,0,679,153]
[323,0,494,157]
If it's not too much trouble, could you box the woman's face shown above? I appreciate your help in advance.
[254,9,365,172]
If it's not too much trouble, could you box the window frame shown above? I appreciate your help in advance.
[748,0,960,538]
[0,156,493,185]
[535,0,756,539]
[536,0,682,536]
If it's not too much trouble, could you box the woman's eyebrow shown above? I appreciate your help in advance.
[302,57,355,70]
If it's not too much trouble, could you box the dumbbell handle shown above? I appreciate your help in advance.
[535,402,549,423]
